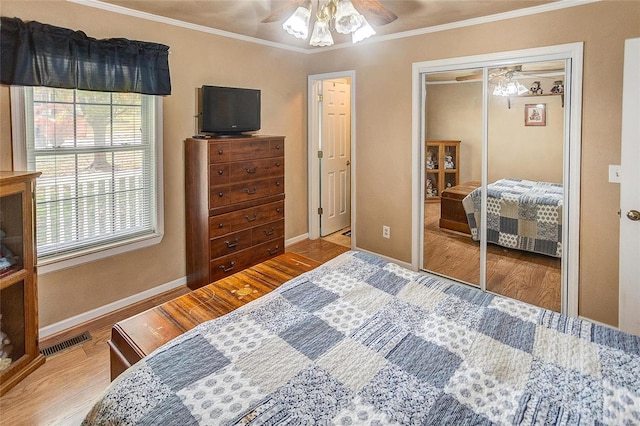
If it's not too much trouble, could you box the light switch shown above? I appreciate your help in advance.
[609,165,621,183]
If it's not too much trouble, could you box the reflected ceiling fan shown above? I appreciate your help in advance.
[262,0,397,46]
[455,65,564,82]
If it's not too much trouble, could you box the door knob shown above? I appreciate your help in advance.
[627,210,640,221]
[346,161,351,166]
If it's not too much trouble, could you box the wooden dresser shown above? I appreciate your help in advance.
[185,135,285,290]
[439,181,480,234]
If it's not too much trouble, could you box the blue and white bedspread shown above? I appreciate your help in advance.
[84,251,639,425]
[462,178,563,257]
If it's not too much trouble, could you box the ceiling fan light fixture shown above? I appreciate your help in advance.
[310,18,334,46]
[283,0,312,39]
[352,16,375,43]
[334,0,363,34]
[493,78,528,96]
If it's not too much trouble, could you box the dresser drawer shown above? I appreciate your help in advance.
[209,200,284,237]
[210,158,284,187]
[210,238,284,281]
[252,219,285,245]
[209,140,273,165]
[270,139,284,157]
[210,228,253,259]
[216,178,283,206]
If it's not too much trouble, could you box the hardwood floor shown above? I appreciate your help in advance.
[0,240,348,426]
[423,200,561,312]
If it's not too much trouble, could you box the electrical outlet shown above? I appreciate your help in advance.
[382,225,390,239]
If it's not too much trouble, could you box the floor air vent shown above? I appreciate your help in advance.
[40,331,91,357]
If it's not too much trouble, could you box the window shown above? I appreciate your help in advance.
[12,86,163,272]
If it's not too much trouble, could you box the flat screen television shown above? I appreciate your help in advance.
[199,85,261,136]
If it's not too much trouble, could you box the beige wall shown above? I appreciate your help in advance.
[488,85,564,184]
[426,82,483,184]
[426,79,564,184]
[0,1,309,327]
[308,1,640,326]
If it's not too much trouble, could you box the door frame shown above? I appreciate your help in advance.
[411,43,583,317]
[619,37,640,335]
[308,70,356,247]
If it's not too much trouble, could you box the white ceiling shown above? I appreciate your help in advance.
[89,0,573,52]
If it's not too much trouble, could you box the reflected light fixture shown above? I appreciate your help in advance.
[283,0,376,47]
[492,71,528,96]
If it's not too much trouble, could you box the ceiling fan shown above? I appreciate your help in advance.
[262,0,397,46]
[261,0,397,27]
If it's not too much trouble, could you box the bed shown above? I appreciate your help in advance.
[462,178,563,257]
[83,251,639,425]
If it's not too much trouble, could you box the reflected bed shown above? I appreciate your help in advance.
[462,178,563,257]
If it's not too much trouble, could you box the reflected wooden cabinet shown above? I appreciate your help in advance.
[0,171,44,396]
[425,140,461,201]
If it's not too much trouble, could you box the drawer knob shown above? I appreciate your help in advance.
[263,227,275,236]
[245,167,257,174]
[276,181,281,187]
[225,238,239,248]
[218,149,224,155]
[275,145,281,150]
[267,245,280,255]
[245,186,258,195]
[218,192,224,198]
[275,162,281,167]
[219,261,236,272]
[218,169,224,175]
[276,208,281,213]
[218,223,224,228]
[245,213,258,222]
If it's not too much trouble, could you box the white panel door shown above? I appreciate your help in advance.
[320,80,351,237]
[619,37,640,336]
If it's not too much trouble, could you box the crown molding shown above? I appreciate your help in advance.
[69,0,601,55]
[67,0,310,54]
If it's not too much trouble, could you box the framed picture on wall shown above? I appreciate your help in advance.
[525,103,546,126]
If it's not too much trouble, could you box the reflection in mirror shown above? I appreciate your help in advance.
[422,69,482,287]
[485,61,564,311]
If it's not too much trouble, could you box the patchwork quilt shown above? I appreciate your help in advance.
[462,178,563,257]
[84,251,639,425]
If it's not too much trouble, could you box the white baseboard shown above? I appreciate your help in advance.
[354,246,412,270]
[285,233,310,246]
[578,315,618,330]
[39,232,345,338]
[39,275,187,338]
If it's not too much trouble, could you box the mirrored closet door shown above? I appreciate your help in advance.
[485,61,564,312]
[423,68,482,287]
[418,45,582,315]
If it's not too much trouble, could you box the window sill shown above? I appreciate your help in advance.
[36,232,164,275]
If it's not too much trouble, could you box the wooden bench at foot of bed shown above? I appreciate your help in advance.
[439,181,480,234]
[107,252,321,380]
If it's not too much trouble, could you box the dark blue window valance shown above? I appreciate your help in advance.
[0,17,171,95]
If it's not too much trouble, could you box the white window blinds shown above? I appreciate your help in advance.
[22,87,159,261]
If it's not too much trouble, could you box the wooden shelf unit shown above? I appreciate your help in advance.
[185,135,286,290]
[0,171,44,396]
[507,92,564,108]
[425,140,461,202]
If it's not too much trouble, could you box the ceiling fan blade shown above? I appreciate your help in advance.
[352,0,397,26]
[456,74,482,82]
[261,0,305,23]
